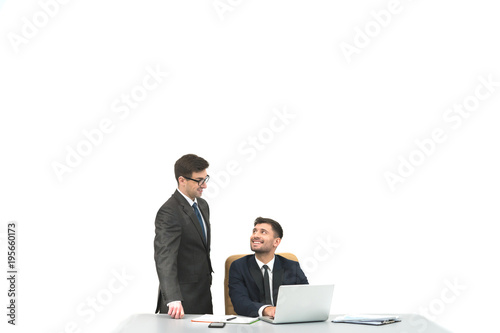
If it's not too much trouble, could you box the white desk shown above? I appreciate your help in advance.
[112,314,452,333]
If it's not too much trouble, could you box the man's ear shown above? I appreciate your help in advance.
[273,238,281,248]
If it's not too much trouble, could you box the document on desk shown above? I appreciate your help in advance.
[191,315,259,324]
[332,314,401,325]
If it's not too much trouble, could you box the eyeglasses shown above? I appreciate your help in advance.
[183,175,210,186]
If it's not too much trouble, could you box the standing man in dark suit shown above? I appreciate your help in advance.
[154,154,213,319]
[228,217,308,318]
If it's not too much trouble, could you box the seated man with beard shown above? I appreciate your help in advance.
[228,217,309,318]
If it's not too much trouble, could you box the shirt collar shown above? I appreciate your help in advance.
[176,188,197,207]
[255,255,275,272]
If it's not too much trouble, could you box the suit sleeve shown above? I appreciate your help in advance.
[228,261,263,317]
[154,204,183,304]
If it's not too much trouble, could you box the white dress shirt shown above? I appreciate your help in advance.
[255,256,275,317]
[176,188,207,240]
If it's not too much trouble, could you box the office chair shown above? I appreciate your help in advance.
[223,253,299,315]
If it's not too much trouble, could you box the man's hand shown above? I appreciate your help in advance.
[167,301,185,319]
[262,306,276,318]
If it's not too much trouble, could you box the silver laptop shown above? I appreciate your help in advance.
[259,284,334,324]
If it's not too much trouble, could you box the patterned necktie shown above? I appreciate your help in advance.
[263,265,273,305]
[192,202,206,243]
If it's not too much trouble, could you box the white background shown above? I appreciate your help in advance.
[1,1,499,332]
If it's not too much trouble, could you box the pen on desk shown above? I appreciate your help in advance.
[226,317,237,321]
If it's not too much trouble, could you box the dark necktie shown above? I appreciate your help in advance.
[192,202,206,243]
[263,265,272,305]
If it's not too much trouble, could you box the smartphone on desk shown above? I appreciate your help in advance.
[209,322,226,328]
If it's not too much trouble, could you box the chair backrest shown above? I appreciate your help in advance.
[224,252,299,315]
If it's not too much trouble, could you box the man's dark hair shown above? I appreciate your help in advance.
[254,217,283,239]
[174,154,209,184]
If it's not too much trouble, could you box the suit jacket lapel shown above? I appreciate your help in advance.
[173,191,208,250]
[272,257,284,304]
[248,256,266,303]
[198,201,211,250]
